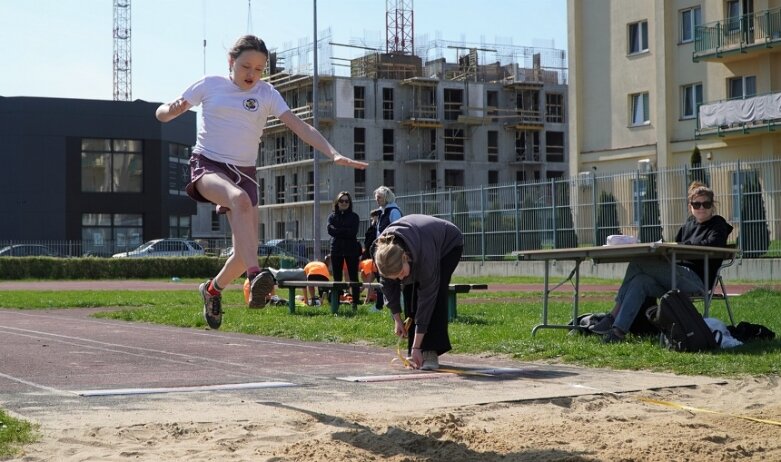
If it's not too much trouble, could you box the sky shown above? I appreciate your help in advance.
[0,0,566,104]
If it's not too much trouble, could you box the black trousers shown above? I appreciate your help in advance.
[406,245,463,356]
[331,254,361,303]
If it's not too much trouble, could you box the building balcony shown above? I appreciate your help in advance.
[264,102,334,133]
[694,7,781,62]
[503,109,544,130]
[696,91,781,138]
[404,150,439,164]
[401,107,442,128]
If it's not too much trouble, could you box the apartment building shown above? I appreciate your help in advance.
[252,44,569,242]
[568,0,781,173]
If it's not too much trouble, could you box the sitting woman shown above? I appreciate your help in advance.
[594,181,733,343]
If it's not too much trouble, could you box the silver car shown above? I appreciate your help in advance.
[112,239,205,258]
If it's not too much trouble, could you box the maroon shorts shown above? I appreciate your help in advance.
[185,153,258,206]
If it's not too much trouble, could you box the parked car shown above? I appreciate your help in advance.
[0,244,60,257]
[112,239,205,258]
[220,244,309,267]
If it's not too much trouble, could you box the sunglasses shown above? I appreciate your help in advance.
[690,201,713,210]
[338,198,351,204]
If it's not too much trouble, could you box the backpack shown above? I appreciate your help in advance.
[645,289,719,352]
[728,322,776,343]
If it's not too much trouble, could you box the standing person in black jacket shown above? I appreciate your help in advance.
[374,214,464,370]
[593,182,734,343]
[327,191,362,310]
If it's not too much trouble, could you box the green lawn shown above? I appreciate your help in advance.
[0,409,38,458]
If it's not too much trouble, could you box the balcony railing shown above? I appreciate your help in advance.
[694,7,781,61]
[696,91,781,138]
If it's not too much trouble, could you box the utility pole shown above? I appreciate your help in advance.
[312,0,322,259]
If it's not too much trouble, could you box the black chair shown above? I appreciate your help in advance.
[694,247,739,326]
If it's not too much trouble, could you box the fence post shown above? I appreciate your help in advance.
[592,173,598,246]
[480,184,486,261]
[736,159,744,255]
[550,179,558,248]
[514,182,521,252]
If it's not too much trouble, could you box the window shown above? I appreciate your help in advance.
[680,6,701,43]
[444,88,463,121]
[211,210,221,232]
[275,175,285,203]
[353,127,365,160]
[487,130,499,163]
[444,169,464,188]
[488,170,499,185]
[382,87,394,120]
[545,93,564,123]
[81,139,142,193]
[274,136,286,163]
[487,90,499,120]
[354,86,365,118]
[628,20,649,54]
[259,178,265,206]
[82,213,143,254]
[383,129,394,161]
[291,173,299,202]
[728,76,756,99]
[630,92,650,126]
[428,169,437,190]
[545,131,565,163]
[547,171,564,179]
[354,169,366,198]
[383,169,395,189]
[306,172,314,200]
[444,129,465,161]
[681,83,703,119]
[167,143,190,196]
[169,215,191,238]
[515,131,540,161]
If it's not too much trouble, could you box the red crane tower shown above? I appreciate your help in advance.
[386,0,414,55]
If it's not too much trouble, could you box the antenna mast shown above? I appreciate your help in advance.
[113,0,132,101]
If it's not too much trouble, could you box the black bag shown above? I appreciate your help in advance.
[728,322,776,343]
[646,289,719,352]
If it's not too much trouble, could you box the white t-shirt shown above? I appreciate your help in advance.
[182,76,290,166]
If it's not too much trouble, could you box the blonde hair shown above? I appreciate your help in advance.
[373,234,405,277]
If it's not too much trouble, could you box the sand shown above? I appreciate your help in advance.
[14,375,781,462]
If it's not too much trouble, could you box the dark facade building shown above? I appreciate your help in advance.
[0,96,196,256]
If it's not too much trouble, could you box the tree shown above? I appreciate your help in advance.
[639,173,662,242]
[689,146,710,186]
[596,191,620,246]
[738,171,770,257]
[554,181,578,248]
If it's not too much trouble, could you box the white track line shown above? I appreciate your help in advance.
[74,381,297,397]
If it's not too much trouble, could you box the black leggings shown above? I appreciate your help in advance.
[331,254,361,303]
[406,245,463,355]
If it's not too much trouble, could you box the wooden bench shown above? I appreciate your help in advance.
[276,280,488,319]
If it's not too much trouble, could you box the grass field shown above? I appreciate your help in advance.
[1,281,779,456]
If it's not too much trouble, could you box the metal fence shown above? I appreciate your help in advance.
[352,158,780,260]
[2,159,779,261]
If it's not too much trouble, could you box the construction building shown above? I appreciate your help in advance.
[568,0,781,173]
[242,37,568,243]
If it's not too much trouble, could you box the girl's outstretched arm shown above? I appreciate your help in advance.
[279,111,368,170]
[156,98,193,123]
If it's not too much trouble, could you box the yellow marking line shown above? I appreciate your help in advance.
[639,398,781,427]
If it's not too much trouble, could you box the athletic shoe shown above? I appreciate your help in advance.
[590,314,615,335]
[420,350,440,371]
[602,328,626,344]
[248,271,274,308]
[199,281,222,329]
